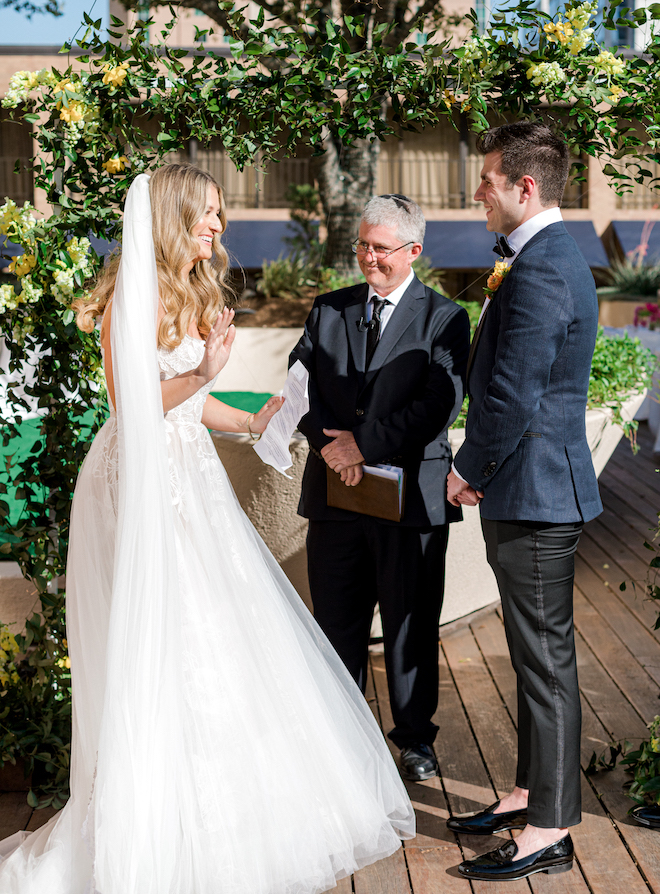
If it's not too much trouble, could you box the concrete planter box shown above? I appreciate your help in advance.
[597,290,654,328]
[211,390,645,627]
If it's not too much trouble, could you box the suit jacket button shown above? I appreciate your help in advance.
[356,408,364,416]
[482,461,497,476]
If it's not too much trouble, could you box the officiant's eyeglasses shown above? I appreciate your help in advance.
[351,239,414,259]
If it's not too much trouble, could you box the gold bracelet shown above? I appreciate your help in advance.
[245,413,261,442]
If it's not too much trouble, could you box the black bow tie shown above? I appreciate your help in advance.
[493,235,515,258]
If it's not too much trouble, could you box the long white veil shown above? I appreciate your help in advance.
[91,173,183,891]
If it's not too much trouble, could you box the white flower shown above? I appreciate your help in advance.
[566,1,598,31]
[0,284,17,313]
[52,267,76,303]
[19,277,43,304]
[526,61,567,88]
[593,50,626,76]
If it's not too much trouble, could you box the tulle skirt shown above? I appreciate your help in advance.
[0,417,415,893]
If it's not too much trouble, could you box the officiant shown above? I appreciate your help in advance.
[289,194,470,781]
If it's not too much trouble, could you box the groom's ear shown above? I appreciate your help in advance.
[519,174,537,202]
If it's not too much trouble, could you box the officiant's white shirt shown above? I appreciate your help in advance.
[367,269,415,334]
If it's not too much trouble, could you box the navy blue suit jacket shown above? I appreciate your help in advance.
[453,221,602,524]
[290,275,470,527]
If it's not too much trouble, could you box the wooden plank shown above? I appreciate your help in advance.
[442,626,518,796]
[604,458,660,509]
[575,632,649,743]
[573,562,660,691]
[576,541,660,647]
[404,846,471,894]
[353,847,411,894]
[597,475,659,528]
[581,698,660,894]
[433,647,495,817]
[596,483,658,543]
[0,791,31,839]
[596,503,659,565]
[571,774,650,894]
[609,451,660,499]
[469,610,517,721]
[573,588,660,725]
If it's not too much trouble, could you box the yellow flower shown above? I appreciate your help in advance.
[8,253,36,277]
[59,102,84,124]
[102,61,129,90]
[485,260,510,295]
[443,89,456,109]
[103,156,129,174]
[544,20,574,44]
[608,85,624,103]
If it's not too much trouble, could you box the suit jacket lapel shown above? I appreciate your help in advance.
[345,284,369,377]
[362,276,427,391]
[467,221,566,387]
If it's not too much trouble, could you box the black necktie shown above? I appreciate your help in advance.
[366,297,389,367]
[493,234,514,258]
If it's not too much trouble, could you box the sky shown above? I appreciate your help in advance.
[0,0,107,46]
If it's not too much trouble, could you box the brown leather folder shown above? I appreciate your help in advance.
[326,465,405,522]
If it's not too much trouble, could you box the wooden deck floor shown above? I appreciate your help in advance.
[1,422,659,891]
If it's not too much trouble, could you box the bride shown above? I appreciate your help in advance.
[0,164,414,893]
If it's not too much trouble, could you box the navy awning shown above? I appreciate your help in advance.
[423,220,608,269]
[223,221,296,269]
[606,220,660,264]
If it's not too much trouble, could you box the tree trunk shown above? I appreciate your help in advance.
[313,133,381,275]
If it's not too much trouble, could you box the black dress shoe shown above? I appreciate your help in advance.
[446,800,528,835]
[457,834,574,881]
[399,744,438,781]
[631,805,660,829]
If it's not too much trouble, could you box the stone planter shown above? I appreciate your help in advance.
[597,290,653,328]
[212,389,645,628]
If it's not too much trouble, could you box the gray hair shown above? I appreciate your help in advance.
[361,194,426,246]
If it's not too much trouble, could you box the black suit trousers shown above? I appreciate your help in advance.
[307,516,449,749]
[481,518,583,828]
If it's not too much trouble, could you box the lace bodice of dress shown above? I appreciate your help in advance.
[158,335,218,425]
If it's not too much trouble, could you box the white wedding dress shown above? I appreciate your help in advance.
[0,332,415,894]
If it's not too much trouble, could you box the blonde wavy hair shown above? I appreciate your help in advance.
[75,163,231,349]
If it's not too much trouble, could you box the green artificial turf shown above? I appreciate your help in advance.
[0,392,273,541]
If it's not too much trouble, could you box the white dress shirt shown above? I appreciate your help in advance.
[505,206,563,264]
[367,269,415,335]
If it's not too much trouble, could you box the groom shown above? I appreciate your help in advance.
[446,122,602,881]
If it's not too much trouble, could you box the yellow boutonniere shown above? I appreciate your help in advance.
[485,259,511,298]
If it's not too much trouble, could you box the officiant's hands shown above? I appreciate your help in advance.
[197,308,236,383]
[447,469,483,507]
[321,429,365,475]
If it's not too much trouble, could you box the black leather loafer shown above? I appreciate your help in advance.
[446,800,528,835]
[457,834,574,881]
[399,744,438,781]
[631,805,660,829]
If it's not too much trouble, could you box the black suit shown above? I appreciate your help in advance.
[290,275,470,747]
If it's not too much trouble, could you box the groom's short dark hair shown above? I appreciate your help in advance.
[476,122,570,208]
